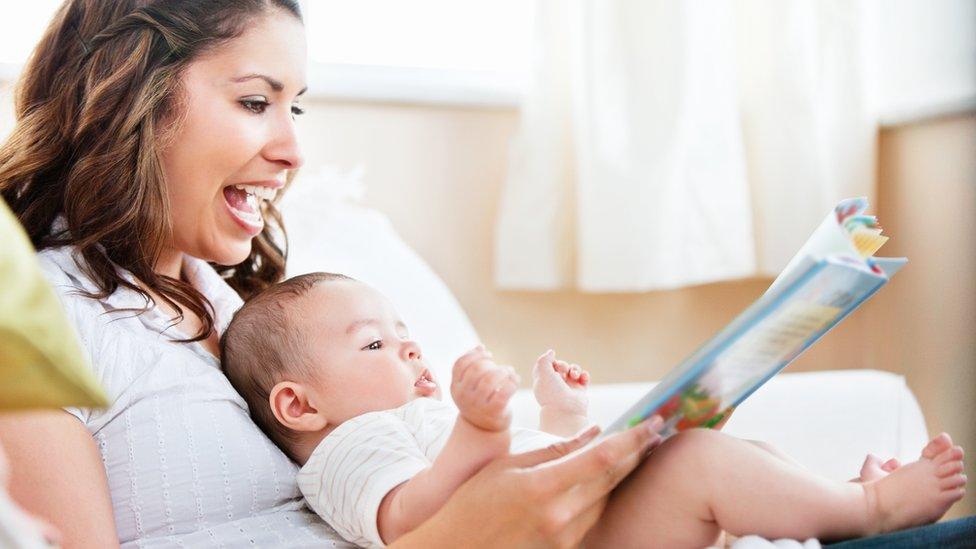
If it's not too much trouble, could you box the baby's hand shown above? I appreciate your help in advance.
[532,349,589,416]
[451,345,520,432]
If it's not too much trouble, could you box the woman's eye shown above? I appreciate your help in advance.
[363,340,383,351]
[240,98,269,114]
[291,105,305,116]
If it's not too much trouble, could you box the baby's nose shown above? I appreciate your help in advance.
[400,340,422,361]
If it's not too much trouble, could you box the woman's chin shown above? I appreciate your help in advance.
[208,239,254,267]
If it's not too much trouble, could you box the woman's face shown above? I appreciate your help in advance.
[160,9,307,267]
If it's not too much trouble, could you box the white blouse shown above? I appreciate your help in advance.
[37,246,351,548]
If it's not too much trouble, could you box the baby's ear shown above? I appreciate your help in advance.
[269,381,328,433]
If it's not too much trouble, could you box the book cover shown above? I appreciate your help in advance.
[603,198,905,437]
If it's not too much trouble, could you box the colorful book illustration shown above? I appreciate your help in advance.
[603,198,905,437]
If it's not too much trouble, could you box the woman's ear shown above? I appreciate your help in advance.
[269,381,329,433]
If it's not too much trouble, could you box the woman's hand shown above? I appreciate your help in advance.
[393,416,665,549]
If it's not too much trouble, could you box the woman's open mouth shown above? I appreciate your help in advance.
[414,369,437,397]
[223,184,277,235]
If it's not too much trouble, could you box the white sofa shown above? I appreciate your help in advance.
[281,173,929,484]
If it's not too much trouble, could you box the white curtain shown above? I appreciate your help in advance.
[495,0,879,291]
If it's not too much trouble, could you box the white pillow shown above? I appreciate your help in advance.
[280,167,480,392]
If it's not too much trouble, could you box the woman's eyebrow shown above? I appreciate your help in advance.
[231,73,308,96]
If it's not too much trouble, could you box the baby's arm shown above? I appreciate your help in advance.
[378,346,519,544]
[533,350,591,437]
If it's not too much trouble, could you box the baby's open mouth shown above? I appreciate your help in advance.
[223,184,277,231]
[414,369,437,395]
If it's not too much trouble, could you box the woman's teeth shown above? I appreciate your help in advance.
[233,183,277,202]
[234,203,262,225]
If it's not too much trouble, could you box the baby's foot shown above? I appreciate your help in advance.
[862,433,966,534]
[853,454,902,483]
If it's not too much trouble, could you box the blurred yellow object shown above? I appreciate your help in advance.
[0,198,107,410]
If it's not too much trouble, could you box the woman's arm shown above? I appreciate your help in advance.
[391,417,664,549]
[0,411,119,549]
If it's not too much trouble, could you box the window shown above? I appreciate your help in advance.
[0,1,63,69]
[0,1,535,107]
[302,0,534,106]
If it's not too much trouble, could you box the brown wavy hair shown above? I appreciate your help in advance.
[0,0,301,342]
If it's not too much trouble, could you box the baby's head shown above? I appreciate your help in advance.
[221,272,440,463]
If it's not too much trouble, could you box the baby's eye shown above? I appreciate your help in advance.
[363,340,383,351]
[240,97,269,114]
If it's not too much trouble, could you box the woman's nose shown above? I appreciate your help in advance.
[263,114,305,170]
[400,340,422,362]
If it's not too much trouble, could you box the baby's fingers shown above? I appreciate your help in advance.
[453,345,490,379]
[533,350,562,381]
[477,365,518,400]
[567,363,583,381]
[487,376,519,408]
[552,360,571,375]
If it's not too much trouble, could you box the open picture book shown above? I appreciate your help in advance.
[602,198,906,438]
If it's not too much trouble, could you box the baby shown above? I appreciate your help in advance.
[221,272,967,548]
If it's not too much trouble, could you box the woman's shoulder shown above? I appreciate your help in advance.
[35,245,106,314]
[36,244,107,287]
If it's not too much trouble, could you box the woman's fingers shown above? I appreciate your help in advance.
[554,431,662,520]
[553,496,607,548]
[540,416,664,493]
[508,425,602,468]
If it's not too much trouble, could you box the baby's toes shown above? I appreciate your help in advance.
[922,433,954,459]
[934,445,965,466]
[859,454,886,482]
[937,459,964,478]
[940,474,967,491]
[881,458,901,472]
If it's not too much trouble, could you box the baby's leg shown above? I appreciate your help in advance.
[746,439,807,469]
[585,430,965,548]
[749,440,899,482]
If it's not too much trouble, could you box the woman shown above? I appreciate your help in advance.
[0,1,659,546]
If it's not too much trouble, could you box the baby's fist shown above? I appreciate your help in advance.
[532,350,589,415]
[451,346,520,432]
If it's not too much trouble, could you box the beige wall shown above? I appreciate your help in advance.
[294,101,975,517]
[872,115,976,518]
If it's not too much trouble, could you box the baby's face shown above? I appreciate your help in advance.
[296,280,441,426]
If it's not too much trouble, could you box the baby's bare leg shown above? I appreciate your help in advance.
[746,439,807,469]
[585,429,965,548]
